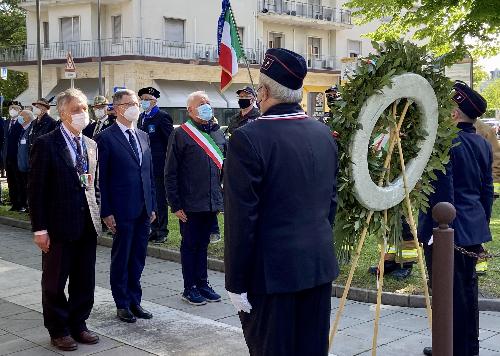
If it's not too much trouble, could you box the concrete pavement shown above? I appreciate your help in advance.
[0,224,499,355]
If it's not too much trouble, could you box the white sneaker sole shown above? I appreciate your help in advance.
[181,295,207,306]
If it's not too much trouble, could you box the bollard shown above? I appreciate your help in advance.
[431,202,456,356]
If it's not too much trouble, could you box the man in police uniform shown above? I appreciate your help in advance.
[83,96,115,139]
[418,81,493,356]
[226,86,260,137]
[138,87,174,244]
[224,48,339,355]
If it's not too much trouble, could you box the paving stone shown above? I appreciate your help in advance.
[216,315,242,328]
[7,346,60,355]
[0,311,44,333]
[480,333,500,352]
[357,332,431,356]
[0,333,37,355]
[90,345,155,355]
[379,311,428,333]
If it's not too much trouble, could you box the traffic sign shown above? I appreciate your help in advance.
[65,52,76,72]
[113,86,127,93]
[65,71,77,79]
[0,67,7,80]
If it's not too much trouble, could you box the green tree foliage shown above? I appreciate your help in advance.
[0,0,28,112]
[482,79,500,109]
[344,0,500,60]
[473,65,489,89]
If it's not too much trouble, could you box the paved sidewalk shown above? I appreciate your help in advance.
[0,224,499,355]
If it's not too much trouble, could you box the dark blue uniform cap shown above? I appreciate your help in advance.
[138,87,161,99]
[452,81,487,119]
[236,86,257,97]
[260,48,307,90]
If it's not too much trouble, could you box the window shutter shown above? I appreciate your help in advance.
[164,18,185,44]
[112,16,122,43]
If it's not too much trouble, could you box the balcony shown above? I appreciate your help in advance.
[0,38,341,72]
[258,0,353,30]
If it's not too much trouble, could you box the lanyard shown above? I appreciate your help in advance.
[60,126,88,173]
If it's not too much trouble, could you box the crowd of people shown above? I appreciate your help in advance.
[0,47,495,356]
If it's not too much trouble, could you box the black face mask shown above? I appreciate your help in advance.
[238,99,252,109]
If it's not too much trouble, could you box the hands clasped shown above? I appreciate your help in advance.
[227,291,252,313]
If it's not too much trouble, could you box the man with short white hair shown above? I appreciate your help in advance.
[165,91,225,305]
[29,88,101,351]
[224,48,340,355]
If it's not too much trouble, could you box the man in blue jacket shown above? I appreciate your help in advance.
[138,87,174,244]
[418,81,493,356]
[96,89,157,323]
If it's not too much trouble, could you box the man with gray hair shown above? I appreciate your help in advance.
[224,48,340,355]
[28,88,101,351]
[165,91,225,305]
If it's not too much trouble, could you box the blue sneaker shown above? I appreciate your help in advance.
[198,282,221,302]
[182,286,207,306]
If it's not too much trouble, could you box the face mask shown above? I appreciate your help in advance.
[33,107,42,116]
[140,100,151,111]
[9,109,19,118]
[124,105,140,122]
[238,99,252,110]
[197,103,213,122]
[70,112,90,132]
[17,116,25,125]
[94,108,106,119]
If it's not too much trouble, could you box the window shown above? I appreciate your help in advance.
[308,37,321,59]
[164,18,185,46]
[269,32,284,49]
[60,16,80,43]
[237,27,244,47]
[111,15,122,44]
[347,40,361,57]
[43,22,49,48]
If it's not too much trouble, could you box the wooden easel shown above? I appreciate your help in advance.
[329,99,433,355]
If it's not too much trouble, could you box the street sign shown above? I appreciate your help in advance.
[0,67,7,80]
[113,86,127,93]
[65,52,76,72]
[65,71,77,79]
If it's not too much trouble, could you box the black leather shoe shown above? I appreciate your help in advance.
[423,346,432,355]
[117,308,137,323]
[130,305,153,319]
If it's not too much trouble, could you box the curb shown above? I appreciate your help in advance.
[1,216,499,311]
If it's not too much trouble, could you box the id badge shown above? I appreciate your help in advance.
[148,124,156,134]
[79,174,93,189]
[20,139,27,145]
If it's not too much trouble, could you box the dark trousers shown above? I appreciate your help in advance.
[179,212,215,290]
[18,171,28,209]
[239,283,332,356]
[210,214,220,234]
[150,175,169,238]
[5,162,23,209]
[41,221,97,338]
[110,208,150,309]
[424,245,480,356]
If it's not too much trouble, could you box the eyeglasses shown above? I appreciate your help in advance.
[115,102,139,108]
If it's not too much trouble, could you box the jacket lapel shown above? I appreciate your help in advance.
[55,128,80,184]
[110,123,140,165]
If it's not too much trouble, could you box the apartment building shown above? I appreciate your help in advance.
[1,0,378,123]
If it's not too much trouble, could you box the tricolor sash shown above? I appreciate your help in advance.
[181,120,224,169]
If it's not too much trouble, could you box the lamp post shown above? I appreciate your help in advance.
[97,0,103,95]
[36,0,42,98]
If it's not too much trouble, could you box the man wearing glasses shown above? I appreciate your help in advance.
[96,89,157,323]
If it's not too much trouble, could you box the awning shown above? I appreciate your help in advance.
[45,78,103,105]
[154,80,228,108]
[220,83,254,109]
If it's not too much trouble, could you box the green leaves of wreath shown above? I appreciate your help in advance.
[329,40,458,263]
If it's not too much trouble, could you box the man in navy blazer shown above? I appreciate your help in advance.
[96,89,157,323]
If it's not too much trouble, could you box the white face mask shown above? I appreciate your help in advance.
[70,112,90,132]
[124,106,140,122]
[33,106,42,116]
[9,109,19,118]
[94,108,106,119]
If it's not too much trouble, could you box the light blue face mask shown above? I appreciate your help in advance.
[197,103,213,122]
[17,116,25,125]
[140,100,151,111]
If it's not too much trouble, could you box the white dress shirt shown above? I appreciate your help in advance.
[116,120,142,165]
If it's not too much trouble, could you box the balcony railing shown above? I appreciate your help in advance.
[0,38,341,71]
[258,0,352,25]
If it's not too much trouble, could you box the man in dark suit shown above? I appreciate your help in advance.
[418,82,493,356]
[224,48,339,355]
[28,88,101,352]
[29,98,58,150]
[96,89,156,323]
[138,86,174,244]
[3,101,24,211]
[83,96,115,139]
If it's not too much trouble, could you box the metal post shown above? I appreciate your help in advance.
[97,0,103,95]
[431,202,456,356]
[36,0,43,98]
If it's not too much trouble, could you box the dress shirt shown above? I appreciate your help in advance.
[116,120,142,165]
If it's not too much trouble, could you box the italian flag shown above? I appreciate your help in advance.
[217,0,245,92]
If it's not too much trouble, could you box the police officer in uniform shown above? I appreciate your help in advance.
[226,86,260,137]
[418,81,493,356]
[137,87,174,244]
[83,96,115,139]
[224,48,339,356]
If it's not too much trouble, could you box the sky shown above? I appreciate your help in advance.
[478,54,500,73]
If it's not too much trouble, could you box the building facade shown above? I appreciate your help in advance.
[1,0,378,124]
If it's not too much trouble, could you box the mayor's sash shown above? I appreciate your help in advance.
[181,120,224,169]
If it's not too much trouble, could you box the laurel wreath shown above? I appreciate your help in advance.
[329,40,458,263]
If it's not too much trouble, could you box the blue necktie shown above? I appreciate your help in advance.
[126,129,140,162]
[73,137,86,175]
